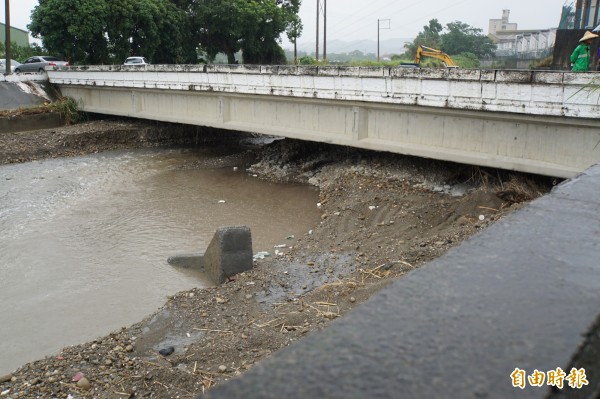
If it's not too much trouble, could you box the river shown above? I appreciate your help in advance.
[0,146,321,375]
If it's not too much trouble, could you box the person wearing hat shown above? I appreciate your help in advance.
[570,31,599,72]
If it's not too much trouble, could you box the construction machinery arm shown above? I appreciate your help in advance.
[415,45,457,67]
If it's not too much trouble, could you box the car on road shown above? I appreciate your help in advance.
[14,56,70,73]
[0,59,21,74]
[123,56,150,66]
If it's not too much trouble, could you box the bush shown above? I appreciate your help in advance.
[47,97,85,125]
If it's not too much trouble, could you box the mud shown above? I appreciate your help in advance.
[0,117,553,398]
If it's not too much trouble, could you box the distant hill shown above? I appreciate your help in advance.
[286,37,413,56]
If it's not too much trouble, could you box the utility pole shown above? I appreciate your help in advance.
[4,0,11,75]
[377,19,390,62]
[323,0,327,63]
[377,19,380,62]
[315,0,319,63]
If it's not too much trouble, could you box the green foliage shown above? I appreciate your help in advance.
[29,0,109,64]
[191,0,299,64]
[27,0,303,65]
[404,19,443,57]
[452,52,480,68]
[0,42,48,63]
[239,0,288,64]
[405,19,497,62]
[47,97,85,125]
[298,55,316,65]
[29,0,198,64]
[440,21,495,58]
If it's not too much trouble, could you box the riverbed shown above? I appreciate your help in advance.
[0,146,320,375]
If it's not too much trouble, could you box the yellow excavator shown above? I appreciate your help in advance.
[415,45,458,67]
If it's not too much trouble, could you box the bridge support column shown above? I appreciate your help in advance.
[218,96,231,123]
[352,106,368,141]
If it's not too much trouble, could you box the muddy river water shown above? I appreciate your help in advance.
[0,147,321,375]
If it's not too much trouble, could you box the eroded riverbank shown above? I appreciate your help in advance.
[0,118,552,398]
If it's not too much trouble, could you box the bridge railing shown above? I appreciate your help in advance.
[49,65,600,120]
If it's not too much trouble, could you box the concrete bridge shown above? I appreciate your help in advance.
[48,65,600,178]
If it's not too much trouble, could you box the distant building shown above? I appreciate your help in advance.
[488,10,556,59]
[489,10,518,36]
[0,23,30,47]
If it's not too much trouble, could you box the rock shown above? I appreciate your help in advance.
[322,311,338,319]
[349,297,356,303]
[159,346,175,356]
[0,375,12,384]
[218,365,227,373]
[125,345,134,352]
[76,377,91,391]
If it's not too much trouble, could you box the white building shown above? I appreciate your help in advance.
[488,10,556,58]
[489,10,518,36]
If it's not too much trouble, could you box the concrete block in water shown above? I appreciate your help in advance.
[204,226,253,284]
[168,226,253,285]
[167,253,204,270]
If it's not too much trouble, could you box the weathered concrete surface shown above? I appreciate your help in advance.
[49,66,600,118]
[0,81,52,111]
[203,163,600,399]
[166,253,204,270]
[0,112,64,133]
[188,226,253,284]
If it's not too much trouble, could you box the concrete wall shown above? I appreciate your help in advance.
[0,80,54,111]
[49,66,600,178]
[50,65,600,118]
[0,112,63,133]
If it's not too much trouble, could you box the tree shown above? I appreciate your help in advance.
[404,19,496,64]
[191,0,246,63]
[0,43,48,62]
[28,0,301,65]
[29,0,196,65]
[404,19,443,57]
[29,0,110,64]
[240,0,290,64]
[285,2,303,64]
[191,0,301,64]
[452,52,480,68]
[440,21,496,58]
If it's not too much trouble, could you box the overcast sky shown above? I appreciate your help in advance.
[3,0,570,47]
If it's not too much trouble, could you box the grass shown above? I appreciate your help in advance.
[47,96,84,125]
[0,96,85,125]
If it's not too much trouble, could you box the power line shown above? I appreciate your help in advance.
[304,0,473,51]
[326,0,421,39]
